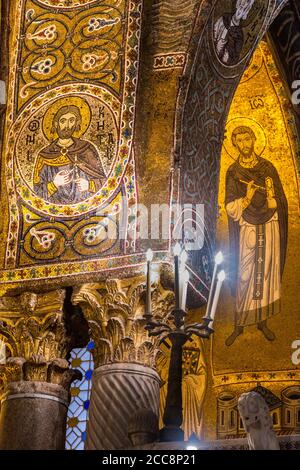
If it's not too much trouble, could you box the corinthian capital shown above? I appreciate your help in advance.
[0,356,81,390]
[0,289,68,362]
[72,278,175,368]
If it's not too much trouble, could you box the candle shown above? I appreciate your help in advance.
[180,249,188,268]
[205,251,223,320]
[181,270,189,311]
[0,339,6,364]
[179,249,187,307]
[146,249,153,315]
[209,270,225,325]
[174,243,181,309]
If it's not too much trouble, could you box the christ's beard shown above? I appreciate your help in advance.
[57,127,75,139]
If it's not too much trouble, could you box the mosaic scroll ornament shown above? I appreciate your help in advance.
[3,0,142,275]
[35,0,102,8]
[17,0,126,111]
[8,85,125,266]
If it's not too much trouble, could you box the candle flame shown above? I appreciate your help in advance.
[146,248,153,262]
[218,270,226,282]
[215,251,223,265]
[180,249,188,264]
[173,242,181,256]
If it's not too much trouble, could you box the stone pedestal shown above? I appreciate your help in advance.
[85,363,161,450]
[0,381,69,450]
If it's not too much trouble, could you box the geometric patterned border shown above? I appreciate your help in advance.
[0,251,168,289]
[153,53,186,70]
[213,369,300,387]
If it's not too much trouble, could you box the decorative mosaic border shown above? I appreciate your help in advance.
[213,369,300,388]
[0,251,169,288]
[153,53,186,70]
[123,152,138,254]
[35,0,101,8]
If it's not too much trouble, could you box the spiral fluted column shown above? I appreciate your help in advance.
[85,363,160,450]
[72,280,175,450]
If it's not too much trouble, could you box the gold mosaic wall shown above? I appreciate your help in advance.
[201,41,300,440]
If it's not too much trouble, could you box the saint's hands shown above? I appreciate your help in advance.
[53,171,89,192]
[246,180,258,201]
[53,170,71,188]
[241,180,258,210]
[267,198,277,209]
[242,179,277,210]
[266,177,277,209]
[75,177,89,192]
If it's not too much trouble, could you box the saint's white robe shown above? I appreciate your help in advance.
[226,198,281,326]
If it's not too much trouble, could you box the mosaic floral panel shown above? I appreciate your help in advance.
[0,0,142,288]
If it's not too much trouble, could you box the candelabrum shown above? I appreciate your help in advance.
[144,245,225,442]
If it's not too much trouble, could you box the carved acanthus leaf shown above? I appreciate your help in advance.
[0,356,81,391]
[72,280,175,368]
[0,290,68,362]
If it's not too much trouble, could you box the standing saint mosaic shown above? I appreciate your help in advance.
[224,121,288,345]
[213,0,256,66]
